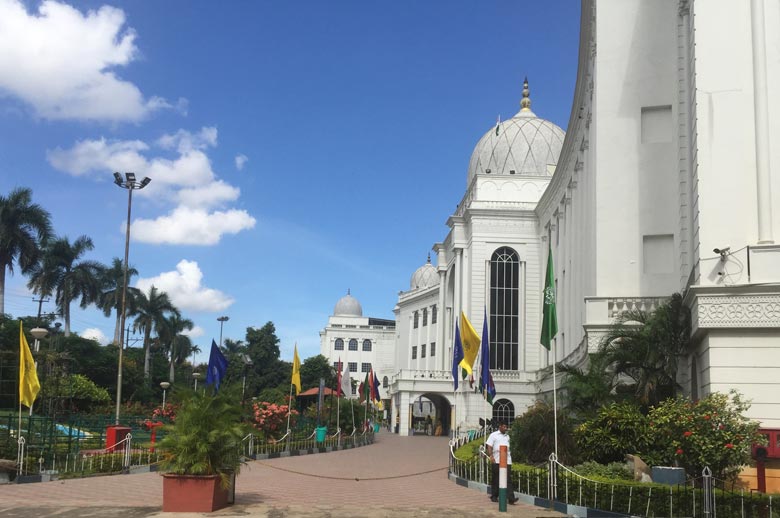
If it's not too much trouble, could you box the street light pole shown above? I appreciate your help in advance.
[217,316,229,347]
[113,172,151,425]
[160,381,170,408]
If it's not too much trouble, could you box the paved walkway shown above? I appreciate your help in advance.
[0,434,564,517]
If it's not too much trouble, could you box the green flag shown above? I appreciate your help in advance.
[540,244,558,350]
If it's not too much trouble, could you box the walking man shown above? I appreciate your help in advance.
[485,420,517,504]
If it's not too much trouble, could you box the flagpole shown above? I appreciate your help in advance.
[553,341,558,459]
[285,381,294,451]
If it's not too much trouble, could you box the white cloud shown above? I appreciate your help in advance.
[131,206,256,245]
[235,154,248,170]
[82,327,109,344]
[47,128,257,245]
[0,0,175,122]
[157,127,218,153]
[183,326,205,338]
[136,260,234,312]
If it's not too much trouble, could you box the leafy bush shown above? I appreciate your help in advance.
[575,401,649,464]
[571,461,633,481]
[643,390,763,478]
[511,401,579,465]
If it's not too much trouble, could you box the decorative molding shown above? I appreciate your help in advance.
[678,0,691,17]
[696,295,780,328]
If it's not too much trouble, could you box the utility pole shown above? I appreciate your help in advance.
[32,297,50,319]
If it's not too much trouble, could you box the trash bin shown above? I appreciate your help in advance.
[373,423,380,433]
[315,426,327,443]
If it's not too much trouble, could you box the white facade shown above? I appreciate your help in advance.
[319,291,396,401]
[384,0,780,436]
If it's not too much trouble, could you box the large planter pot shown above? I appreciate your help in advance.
[162,473,230,512]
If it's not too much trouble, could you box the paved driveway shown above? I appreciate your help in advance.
[0,434,563,517]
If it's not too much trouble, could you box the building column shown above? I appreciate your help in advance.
[437,271,446,371]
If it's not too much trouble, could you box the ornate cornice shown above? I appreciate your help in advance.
[695,295,780,328]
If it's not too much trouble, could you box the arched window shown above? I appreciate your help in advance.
[422,308,428,326]
[492,399,515,426]
[362,339,372,351]
[490,247,520,370]
[431,305,437,324]
[413,311,419,328]
[382,376,388,388]
[348,339,358,351]
[334,338,344,350]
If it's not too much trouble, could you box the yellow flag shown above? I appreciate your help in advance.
[291,344,301,395]
[19,321,40,408]
[459,312,480,375]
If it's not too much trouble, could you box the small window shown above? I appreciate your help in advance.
[382,376,388,388]
[430,342,436,357]
[361,362,372,373]
[421,344,426,358]
[333,362,339,370]
[349,339,358,351]
[351,384,356,395]
[348,362,357,373]
[431,305,437,324]
[412,346,417,360]
[334,338,344,350]
[422,308,428,326]
[413,311,419,329]
[362,339,372,351]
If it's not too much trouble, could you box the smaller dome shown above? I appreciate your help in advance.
[334,289,363,316]
[410,255,439,290]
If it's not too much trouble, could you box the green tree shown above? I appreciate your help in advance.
[157,313,194,382]
[0,187,53,315]
[511,400,579,465]
[644,391,763,479]
[300,354,335,392]
[599,293,690,407]
[132,285,180,379]
[574,401,649,464]
[244,322,286,394]
[27,235,105,336]
[97,257,140,345]
[557,351,617,420]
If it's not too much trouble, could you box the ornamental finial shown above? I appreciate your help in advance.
[520,77,532,111]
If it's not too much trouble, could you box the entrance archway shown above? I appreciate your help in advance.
[410,393,452,436]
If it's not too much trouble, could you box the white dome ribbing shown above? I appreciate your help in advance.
[333,289,363,316]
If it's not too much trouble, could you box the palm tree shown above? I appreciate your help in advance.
[97,257,141,345]
[0,187,52,315]
[157,313,194,382]
[27,235,105,336]
[598,293,690,407]
[133,285,180,379]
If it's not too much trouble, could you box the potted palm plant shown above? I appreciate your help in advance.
[157,388,248,512]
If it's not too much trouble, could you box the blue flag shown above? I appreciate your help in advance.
[479,308,496,404]
[206,339,228,391]
[452,322,464,390]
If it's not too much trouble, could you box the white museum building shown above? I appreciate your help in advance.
[321,0,780,438]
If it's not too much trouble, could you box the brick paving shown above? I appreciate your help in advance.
[0,434,565,517]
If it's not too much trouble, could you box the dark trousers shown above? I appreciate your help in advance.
[491,462,516,501]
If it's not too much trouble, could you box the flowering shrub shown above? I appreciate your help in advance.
[252,401,297,440]
[151,402,178,421]
[643,390,764,478]
[575,402,649,464]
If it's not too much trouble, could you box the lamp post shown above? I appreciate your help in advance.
[160,381,170,408]
[241,354,253,403]
[113,172,151,425]
[217,316,229,347]
[193,372,201,391]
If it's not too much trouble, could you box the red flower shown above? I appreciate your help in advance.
[725,443,734,449]
[683,431,692,437]
[676,448,684,455]
[703,414,711,420]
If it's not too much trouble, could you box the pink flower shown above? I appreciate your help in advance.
[725,443,734,449]
[684,431,692,437]
[676,448,684,455]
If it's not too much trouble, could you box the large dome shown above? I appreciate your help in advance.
[410,255,439,290]
[467,79,565,185]
[334,290,363,317]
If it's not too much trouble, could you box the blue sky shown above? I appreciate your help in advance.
[0,0,580,364]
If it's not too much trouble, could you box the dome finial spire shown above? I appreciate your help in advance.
[426,252,431,264]
[520,77,531,112]
[347,288,350,295]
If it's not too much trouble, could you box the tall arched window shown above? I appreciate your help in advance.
[362,339,372,351]
[382,376,389,388]
[490,247,519,370]
[348,339,358,351]
[492,399,515,426]
[334,338,344,350]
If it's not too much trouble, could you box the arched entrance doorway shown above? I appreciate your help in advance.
[410,393,452,436]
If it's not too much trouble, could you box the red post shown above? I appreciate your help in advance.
[499,445,508,512]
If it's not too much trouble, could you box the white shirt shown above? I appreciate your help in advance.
[486,430,512,464]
